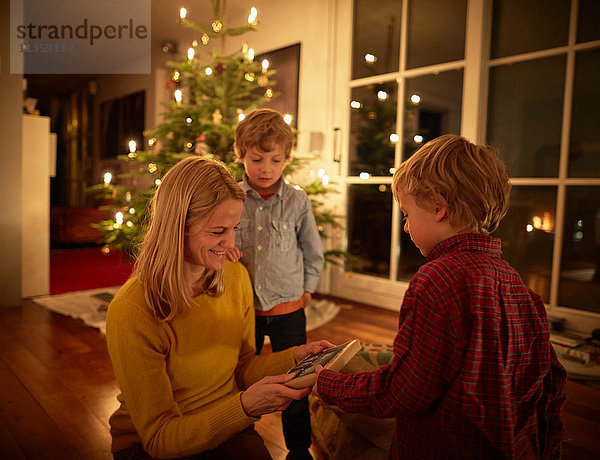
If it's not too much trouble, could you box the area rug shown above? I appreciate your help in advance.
[32,288,341,336]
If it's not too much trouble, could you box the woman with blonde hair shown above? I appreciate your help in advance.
[106,157,331,460]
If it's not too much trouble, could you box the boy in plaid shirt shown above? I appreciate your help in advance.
[315,134,566,459]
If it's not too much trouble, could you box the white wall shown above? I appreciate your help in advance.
[0,1,23,306]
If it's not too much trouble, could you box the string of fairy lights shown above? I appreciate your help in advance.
[101,5,298,234]
[101,4,335,241]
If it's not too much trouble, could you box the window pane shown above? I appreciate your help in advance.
[406,0,466,69]
[490,0,570,59]
[577,0,600,43]
[495,186,557,303]
[349,82,397,176]
[569,48,600,178]
[352,0,402,80]
[559,187,600,313]
[487,55,566,177]
[396,212,426,282]
[403,69,463,159]
[346,184,392,277]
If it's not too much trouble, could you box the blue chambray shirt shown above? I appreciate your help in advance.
[236,175,324,311]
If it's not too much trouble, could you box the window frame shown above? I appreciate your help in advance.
[328,0,600,334]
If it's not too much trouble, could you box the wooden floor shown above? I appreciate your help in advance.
[1,296,599,459]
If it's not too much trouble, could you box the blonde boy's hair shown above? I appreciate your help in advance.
[234,108,294,159]
[134,157,245,321]
[392,134,511,235]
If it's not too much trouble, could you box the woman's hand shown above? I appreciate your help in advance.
[240,374,312,417]
[293,340,335,364]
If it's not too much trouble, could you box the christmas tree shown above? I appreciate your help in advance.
[90,1,343,264]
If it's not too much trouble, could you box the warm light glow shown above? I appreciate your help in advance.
[212,20,222,32]
[322,174,330,186]
[179,7,187,20]
[283,114,292,125]
[192,39,198,47]
[389,167,396,174]
[126,221,134,228]
[542,211,552,232]
[410,94,421,104]
[265,88,273,98]
[186,142,193,148]
[155,179,161,186]
[248,48,255,61]
[379,185,387,192]
[148,163,157,173]
[128,140,136,153]
[389,133,399,143]
[148,137,156,146]
[364,53,376,63]
[413,134,423,143]
[294,185,302,191]
[125,191,131,202]
[174,89,183,103]
[262,59,269,71]
[205,67,213,75]
[238,113,245,122]
[248,7,258,24]
[359,172,370,180]
[317,169,325,178]
[350,100,361,109]
[201,34,209,45]
[115,212,124,225]
[129,207,136,214]
[186,117,192,124]
[172,70,180,81]
[532,216,542,229]
[526,224,534,232]
[187,47,195,59]
[103,171,112,185]
[377,90,388,100]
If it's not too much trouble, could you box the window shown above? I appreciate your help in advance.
[334,0,600,331]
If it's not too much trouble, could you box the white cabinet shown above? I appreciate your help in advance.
[22,115,55,297]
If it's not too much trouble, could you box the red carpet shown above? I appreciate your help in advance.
[50,248,133,294]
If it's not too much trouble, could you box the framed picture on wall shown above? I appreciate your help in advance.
[100,91,145,158]
[256,43,300,127]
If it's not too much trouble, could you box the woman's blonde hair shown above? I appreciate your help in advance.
[134,157,245,321]
[234,108,294,159]
[392,134,511,234]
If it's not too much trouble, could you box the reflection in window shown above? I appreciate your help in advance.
[397,209,426,282]
[577,0,600,43]
[487,55,566,177]
[406,0,466,69]
[569,48,600,178]
[352,0,402,80]
[490,0,569,59]
[403,69,463,160]
[349,83,397,176]
[495,186,556,302]
[559,187,600,313]
[346,184,392,277]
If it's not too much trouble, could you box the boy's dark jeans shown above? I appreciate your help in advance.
[255,308,311,452]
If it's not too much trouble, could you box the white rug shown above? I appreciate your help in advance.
[32,288,341,336]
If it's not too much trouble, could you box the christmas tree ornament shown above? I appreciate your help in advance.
[212,109,223,125]
[213,62,225,75]
[257,75,268,87]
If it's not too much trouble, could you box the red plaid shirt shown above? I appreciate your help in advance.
[317,234,566,459]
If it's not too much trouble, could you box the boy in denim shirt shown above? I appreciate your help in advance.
[228,108,324,459]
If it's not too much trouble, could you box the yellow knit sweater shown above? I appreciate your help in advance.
[106,261,296,458]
